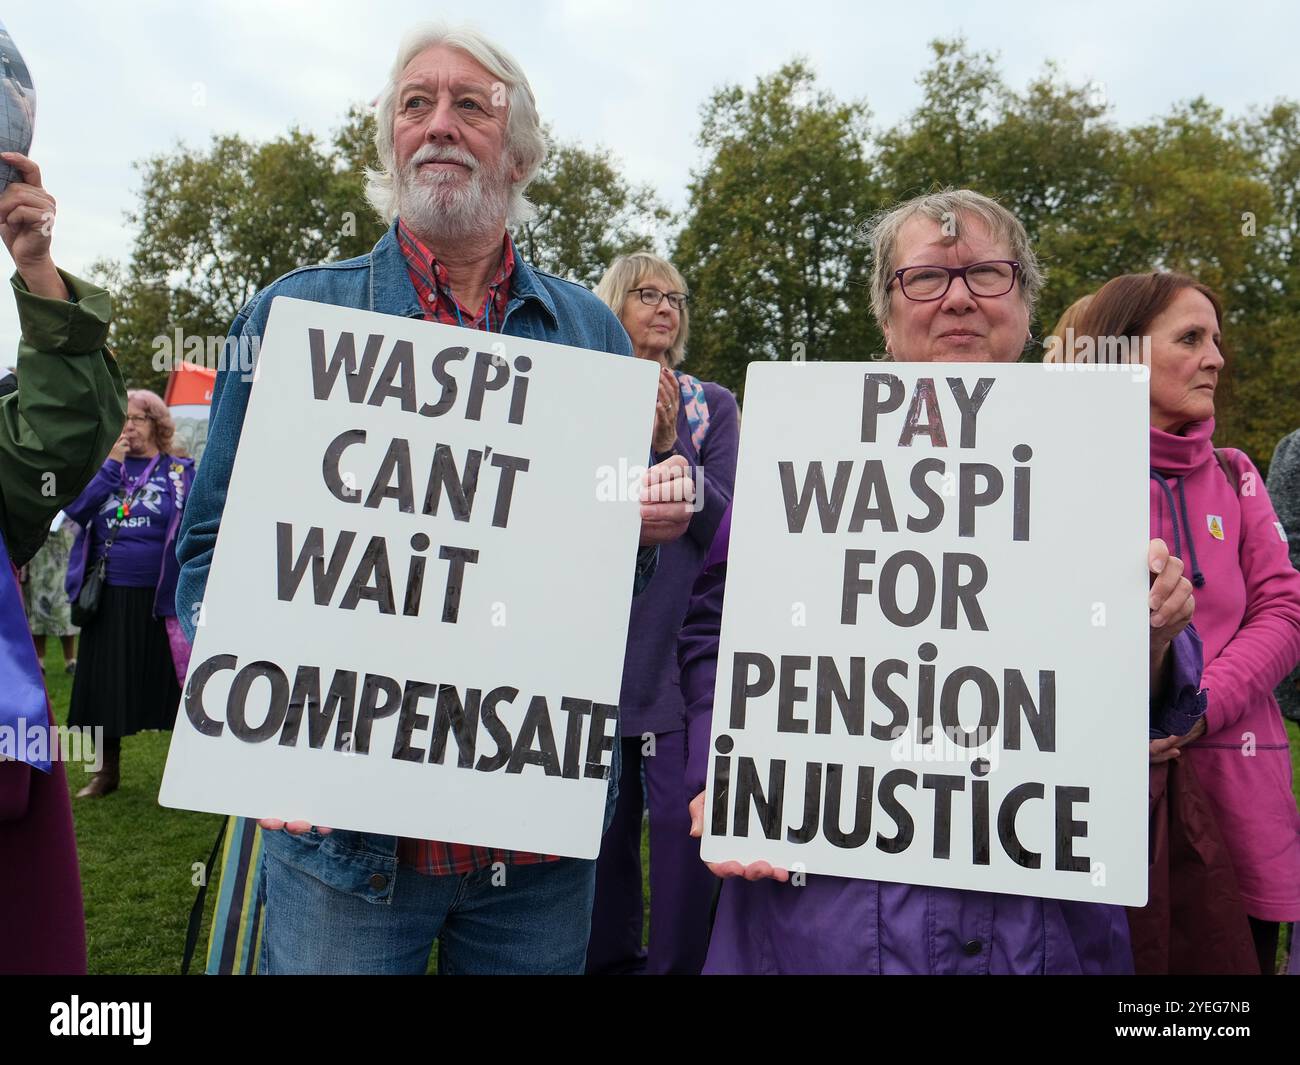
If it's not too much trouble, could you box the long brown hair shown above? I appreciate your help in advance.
[1075,272,1226,361]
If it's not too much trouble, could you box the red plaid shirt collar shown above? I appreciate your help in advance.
[396,219,515,331]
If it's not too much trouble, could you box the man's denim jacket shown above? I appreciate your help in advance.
[174,222,654,900]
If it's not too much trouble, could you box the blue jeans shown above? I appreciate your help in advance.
[260,832,597,974]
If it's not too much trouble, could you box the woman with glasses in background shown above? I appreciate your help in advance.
[64,390,195,798]
[586,253,739,974]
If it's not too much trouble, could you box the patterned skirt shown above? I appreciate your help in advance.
[21,524,77,637]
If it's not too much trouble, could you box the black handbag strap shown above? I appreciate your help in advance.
[181,816,228,976]
[1214,448,1240,496]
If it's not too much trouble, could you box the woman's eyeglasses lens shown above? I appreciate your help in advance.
[635,288,688,310]
[900,262,1016,300]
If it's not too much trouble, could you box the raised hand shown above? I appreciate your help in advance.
[0,153,68,300]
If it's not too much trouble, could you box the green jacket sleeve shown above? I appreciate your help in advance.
[0,269,128,566]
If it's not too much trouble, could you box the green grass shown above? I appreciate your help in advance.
[44,639,651,974]
[45,644,221,974]
[42,641,1299,974]
[1293,718,1300,802]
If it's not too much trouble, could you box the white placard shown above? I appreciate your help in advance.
[700,361,1151,904]
[160,297,658,858]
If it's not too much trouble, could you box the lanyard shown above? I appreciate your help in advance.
[409,247,501,333]
[117,454,163,519]
[438,262,498,333]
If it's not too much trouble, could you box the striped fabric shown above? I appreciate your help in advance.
[204,817,264,974]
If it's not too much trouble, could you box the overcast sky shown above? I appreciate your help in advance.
[2,0,1295,360]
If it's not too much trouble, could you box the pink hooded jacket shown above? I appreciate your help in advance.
[1150,418,1300,921]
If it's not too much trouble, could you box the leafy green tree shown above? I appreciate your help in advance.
[1038,98,1282,464]
[515,127,669,286]
[95,106,386,390]
[877,40,1119,338]
[875,38,1010,194]
[674,60,882,393]
[1210,101,1300,466]
[97,108,665,389]
[97,48,1298,468]
[872,39,1296,468]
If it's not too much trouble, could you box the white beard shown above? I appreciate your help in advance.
[395,145,511,246]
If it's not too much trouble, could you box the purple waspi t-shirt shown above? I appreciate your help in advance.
[91,455,175,588]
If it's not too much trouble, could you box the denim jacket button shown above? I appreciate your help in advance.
[962,939,982,956]
[368,873,389,892]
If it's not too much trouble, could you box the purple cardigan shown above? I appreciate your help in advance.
[678,504,1204,975]
[619,380,738,737]
[63,454,195,618]
[1,542,86,973]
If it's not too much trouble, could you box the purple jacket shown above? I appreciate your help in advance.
[619,379,738,736]
[678,504,1204,975]
[64,455,195,619]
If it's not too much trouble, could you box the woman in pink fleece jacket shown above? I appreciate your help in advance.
[1080,272,1300,973]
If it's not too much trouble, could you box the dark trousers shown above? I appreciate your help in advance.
[1248,917,1279,975]
[586,731,715,975]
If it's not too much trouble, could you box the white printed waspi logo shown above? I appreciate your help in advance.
[49,997,151,1045]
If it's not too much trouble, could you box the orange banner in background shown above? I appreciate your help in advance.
[164,362,217,407]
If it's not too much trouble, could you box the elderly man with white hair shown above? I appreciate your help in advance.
[175,23,693,975]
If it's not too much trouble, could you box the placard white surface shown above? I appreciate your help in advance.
[700,361,1151,904]
[160,297,657,858]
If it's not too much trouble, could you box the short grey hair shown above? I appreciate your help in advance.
[365,23,548,228]
[865,188,1044,327]
[595,253,691,367]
